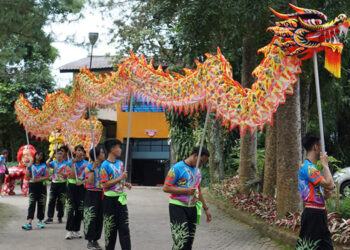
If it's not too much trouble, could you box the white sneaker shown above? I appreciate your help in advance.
[73,231,82,238]
[65,231,73,240]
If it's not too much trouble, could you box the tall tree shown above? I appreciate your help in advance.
[0,0,85,160]
[276,79,302,218]
[238,35,258,193]
[263,123,277,198]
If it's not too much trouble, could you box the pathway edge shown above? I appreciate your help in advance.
[202,188,298,247]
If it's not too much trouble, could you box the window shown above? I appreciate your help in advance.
[121,97,165,112]
[132,139,169,152]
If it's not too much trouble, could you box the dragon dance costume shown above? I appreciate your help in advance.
[46,160,68,221]
[26,163,49,221]
[83,163,104,243]
[100,159,131,250]
[65,159,88,232]
[164,161,202,250]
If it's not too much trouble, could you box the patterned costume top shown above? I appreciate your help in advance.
[84,163,103,191]
[100,160,124,195]
[49,160,68,182]
[66,159,89,181]
[0,156,6,174]
[298,159,324,205]
[164,161,201,205]
[28,163,50,182]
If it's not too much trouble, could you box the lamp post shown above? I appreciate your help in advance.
[88,32,99,160]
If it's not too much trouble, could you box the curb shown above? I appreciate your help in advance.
[202,188,298,247]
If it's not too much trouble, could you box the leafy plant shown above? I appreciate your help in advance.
[212,176,350,245]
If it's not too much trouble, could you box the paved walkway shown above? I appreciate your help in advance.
[0,186,282,249]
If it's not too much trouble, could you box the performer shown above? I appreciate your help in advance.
[84,144,105,250]
[0,149,9,195]
[60,145,70,161]
[65,145,88,240]
[44,148,68,224]
[163,146,212,250]
[298,133,335,249]
[22,150,50,230]
[100,138,132,250]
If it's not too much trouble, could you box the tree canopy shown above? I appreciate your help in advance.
[0,0,85,160]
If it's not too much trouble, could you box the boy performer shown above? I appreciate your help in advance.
[100,138,132,250]
[22,151,50,230]
[84,144,105,250]
[163,147,212,250]
[45,147,68,224]
[65,145,89,240]
[298,133,335,249]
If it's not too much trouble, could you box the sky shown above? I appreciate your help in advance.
[45,5,117,88]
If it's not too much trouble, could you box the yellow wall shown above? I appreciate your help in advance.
[116,103,169,141]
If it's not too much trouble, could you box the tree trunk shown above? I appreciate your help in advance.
[276,78,302,218]
[207,113,224,184]
[170,140,177,166]
[263,122,277,198]
[238,35,257,193]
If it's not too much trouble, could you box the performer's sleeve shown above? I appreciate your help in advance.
[84,165,91,180]
[164,166,178,186]
[43,166,50,178]
[307,164,324,185]
[49,161,54,168]
[100,164,109,183]
[65,160,72,175]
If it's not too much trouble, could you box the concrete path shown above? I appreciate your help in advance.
[0,186,281,249]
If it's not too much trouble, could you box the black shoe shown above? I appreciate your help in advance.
[93,241,102,250]
[58,218,63,223]
[44,218,53,224]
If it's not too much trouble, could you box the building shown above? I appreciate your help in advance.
[60,56,170,186]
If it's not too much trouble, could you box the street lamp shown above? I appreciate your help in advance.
[88,32,99,69]
[88,32,99,160]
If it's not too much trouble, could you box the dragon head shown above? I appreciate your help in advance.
[268,3,350,77]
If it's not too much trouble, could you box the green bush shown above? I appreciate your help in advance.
[326,196,350,219]
[6,161,18,167]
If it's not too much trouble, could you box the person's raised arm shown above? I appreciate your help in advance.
[69,158,76,179]
[46,154,54,167]
[25,165,31,179]
[319,152,335,190]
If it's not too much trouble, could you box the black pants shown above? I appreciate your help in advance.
[27,182,47,220]
[297,208,333,250]
[66,183,85,232]
[47,182,66,219]
[169,204,197,250]
[84,190,103,241]
[103,196,131,250]
[0,173,5,185]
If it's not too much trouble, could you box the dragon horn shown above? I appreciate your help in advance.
[269,7,291,20]
[288,3,307,14]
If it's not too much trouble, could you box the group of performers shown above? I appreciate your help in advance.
[20,137,212,250]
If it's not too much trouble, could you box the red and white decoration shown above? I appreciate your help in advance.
[145,129,158,138]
